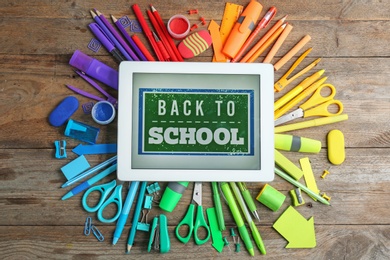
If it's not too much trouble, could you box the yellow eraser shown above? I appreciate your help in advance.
[327,129,345,165]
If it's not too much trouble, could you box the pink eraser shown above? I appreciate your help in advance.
[178,30,212,59]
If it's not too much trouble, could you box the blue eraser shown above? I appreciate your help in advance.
[49,96,79,127]
[60,155,91,180]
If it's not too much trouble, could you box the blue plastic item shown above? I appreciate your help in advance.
[60,155,91,180]
[64,119,100,144]
[49,96,79,127]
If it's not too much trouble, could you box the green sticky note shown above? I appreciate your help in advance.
[273,206,316,248]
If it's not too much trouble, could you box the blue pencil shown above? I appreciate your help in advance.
[112,181,140,245]
[61,164,117,200]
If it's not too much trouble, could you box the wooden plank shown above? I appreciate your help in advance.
[0,225,388,259]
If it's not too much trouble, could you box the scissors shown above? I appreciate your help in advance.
[274,83,344,126]
[175,182,210,245]
[274,48,321,92]
[66,70,118,109]
[82,179,123,223]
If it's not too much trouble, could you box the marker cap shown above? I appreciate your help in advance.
[159,182,189,212]
[69,50,118,90]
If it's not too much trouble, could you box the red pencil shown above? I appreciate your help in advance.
[150,4,184,61]
[131,35,155,61]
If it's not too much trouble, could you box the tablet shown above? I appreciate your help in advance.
[117,61,274,182]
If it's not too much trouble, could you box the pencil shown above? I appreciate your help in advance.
[131,35,155,61]
[245,23,286,63]
[274,34,311,71]
[263,23,293,63]
[240,15,287,63]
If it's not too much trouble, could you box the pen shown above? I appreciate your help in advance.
[274,167,331,205]
[211,182,225,231]
[274,69,325,113]
[88,23,125,63]
[61,163,117,200]
[111,15,147,61]
[132,4,163,61]
[231,6,277,63]
[89,10,133,61]
[230,182,266,254]
[237,182,260,222]
[240,15,287,63]
[274,114,348,133]
[126,181,147,253]
[150,4,183,61]
[112,181,140,245]
[95,10,139,61]
[61,155,117,188]
[220,182,254,256]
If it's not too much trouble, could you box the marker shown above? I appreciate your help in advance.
[221,182,255,256]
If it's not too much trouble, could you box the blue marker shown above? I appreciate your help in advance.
[61,155,117,188]
[61,164,117,200]
[112,181,140,245]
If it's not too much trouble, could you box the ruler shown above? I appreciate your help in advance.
[220,2,244,45]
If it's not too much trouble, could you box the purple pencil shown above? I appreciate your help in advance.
[111,15,147,61]
[95,9,140,61]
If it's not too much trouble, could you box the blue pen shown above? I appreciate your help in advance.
[61,163,117,200]
[89,10,133,61]
[112,181,140,245]
[126,181,147,253]
[61,155,117,188]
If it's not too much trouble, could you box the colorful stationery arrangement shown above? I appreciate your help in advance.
[47,0,348,256]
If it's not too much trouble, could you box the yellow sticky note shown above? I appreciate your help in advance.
[300,157,320,201]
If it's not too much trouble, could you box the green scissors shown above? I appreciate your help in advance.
[175,182,210,245]
[82,179,123,223]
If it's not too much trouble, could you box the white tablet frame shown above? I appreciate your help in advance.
[117,61,274,182]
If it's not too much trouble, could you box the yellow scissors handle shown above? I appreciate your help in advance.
[304,99,344,118]
[300,84,336,111]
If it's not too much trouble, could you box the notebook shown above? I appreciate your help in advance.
[117,61,274,182]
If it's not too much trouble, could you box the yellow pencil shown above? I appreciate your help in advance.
[274,34,311,71]
[263,23,293,63]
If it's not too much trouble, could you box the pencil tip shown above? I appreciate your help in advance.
[281,15,288,21]
[89,10,96,17]
[111,14,117,22]
[126,245,132,253]
[95,9,102,15]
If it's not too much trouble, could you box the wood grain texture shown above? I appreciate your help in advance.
[0,0,389,259]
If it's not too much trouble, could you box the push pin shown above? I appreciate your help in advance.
[190,17,207,31]
[321,170,330,178]
[321,193,331,201]
[187,9,198,14]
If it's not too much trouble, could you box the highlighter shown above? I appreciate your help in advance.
[69,50,118,90]
[222,0,263,59]
[159,182,189,212]
[275,134,321,153]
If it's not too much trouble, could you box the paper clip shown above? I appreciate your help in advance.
[54,140,67,159]
[91,225,104,242]
[148,215,170,253]
[84,216,92,236]
[274,48,321,92]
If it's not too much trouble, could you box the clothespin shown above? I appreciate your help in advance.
[54,140,67,159]
[148,215,170,253]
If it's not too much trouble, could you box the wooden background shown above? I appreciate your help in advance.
[1,0,389,259]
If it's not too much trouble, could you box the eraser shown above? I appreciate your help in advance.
[60,155,90,180]
[327,129,345,165]
[49,96,79,127]
[178,30,212,59]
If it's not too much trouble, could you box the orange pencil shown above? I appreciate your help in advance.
[263,23,293,63]
[274,34,311,71]
[231,6,277,63]
[245,23,286,63]
[240,15,287,63]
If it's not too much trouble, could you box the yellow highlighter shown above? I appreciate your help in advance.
[275,134,321,153]
[274,69,325,112]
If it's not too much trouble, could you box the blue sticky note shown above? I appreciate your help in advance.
[61,155,91,180]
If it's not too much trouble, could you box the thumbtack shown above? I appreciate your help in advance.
[190,17,207,31]
[187,9,198,14]
[321,193,331,201]
[321,170,330,178]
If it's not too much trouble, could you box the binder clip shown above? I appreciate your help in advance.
[148,214,170,253]
[54,140,67,159]
[136,196,153,232]
[146,182,160,195]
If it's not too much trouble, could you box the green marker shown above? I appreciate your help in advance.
[237,182,260,221]
[275,168,330,206]
[220,182,254,256]
[211,182,225,231]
